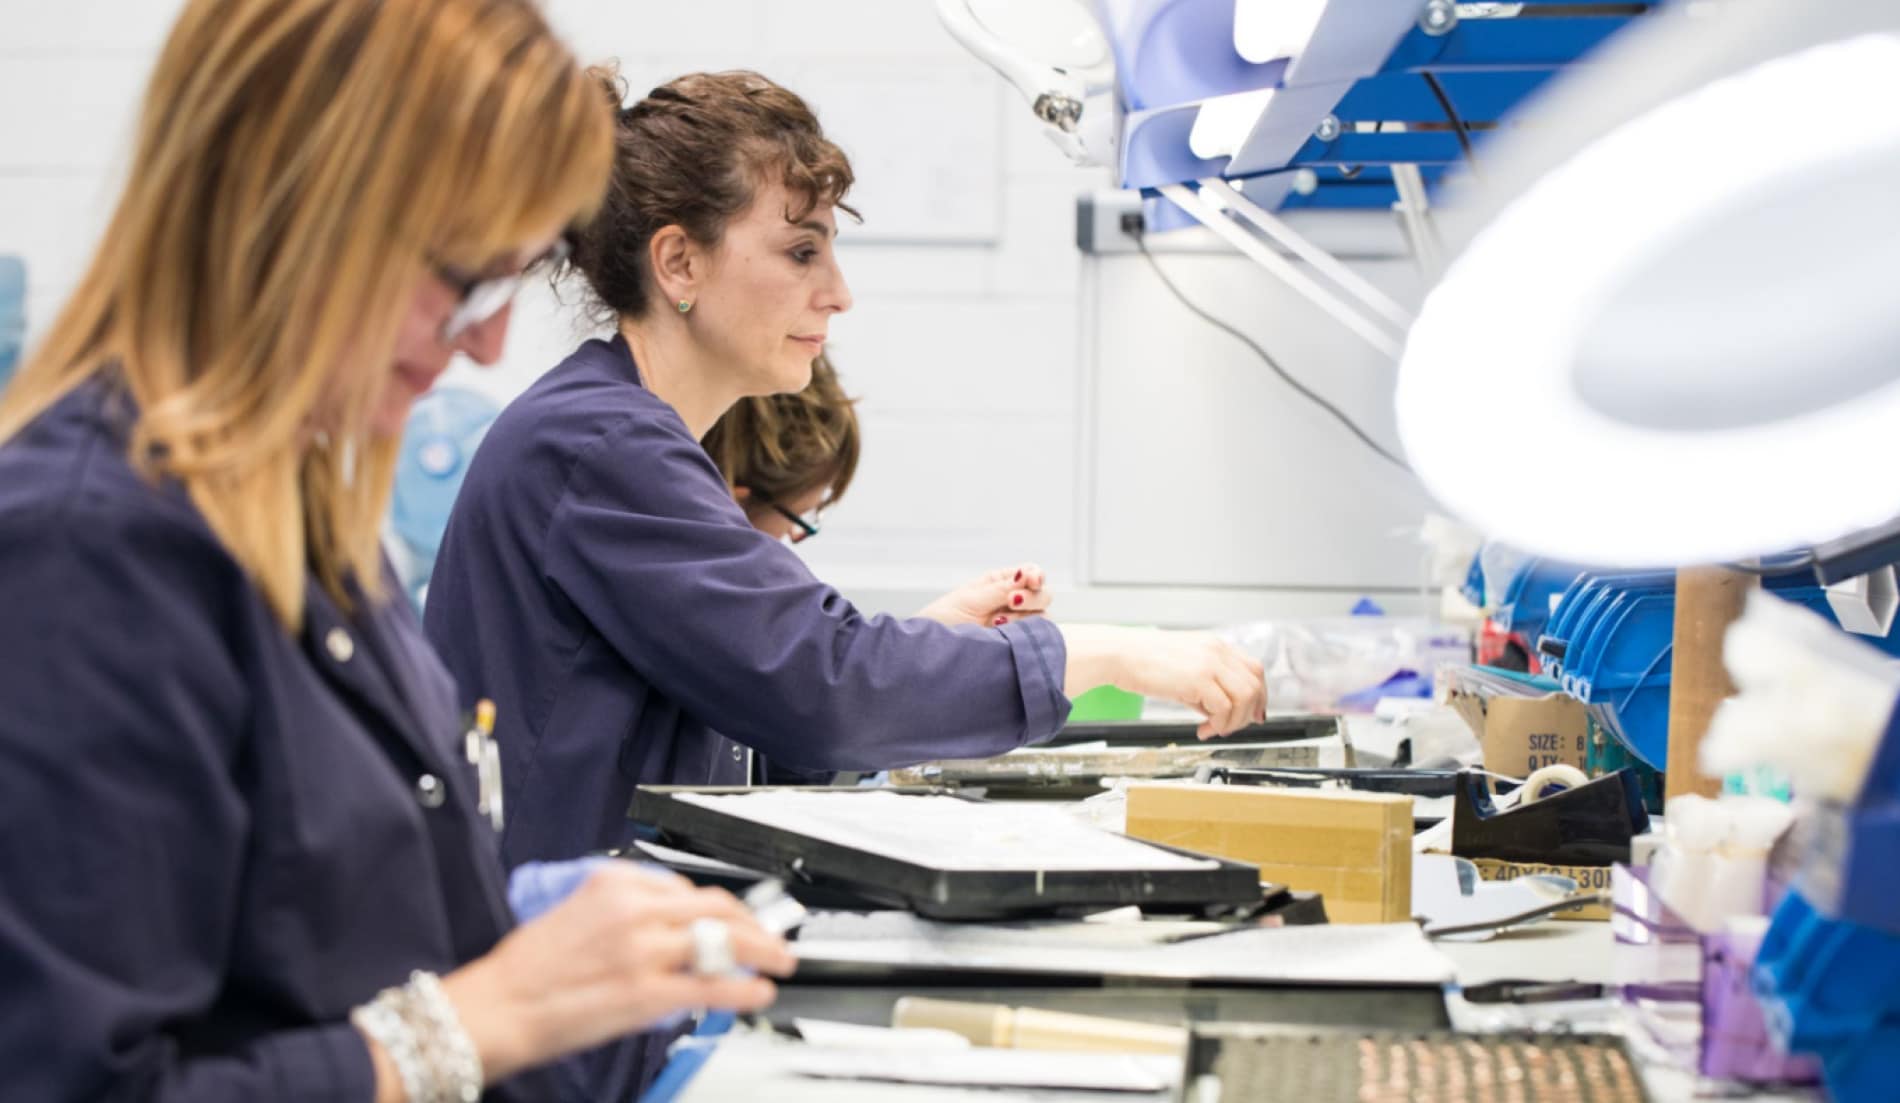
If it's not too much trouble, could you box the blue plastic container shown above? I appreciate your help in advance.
[1543,575,1617,682]
[1540,569,1900,768]
[1789,700,1900,938]
[1540,571,1672,680]
[1756,889,1900,1103]
[390,386,500,608]
[0,256,23,392]
[1753,684,1900,1102]
[1572,592,1673,694]
[1492,557,1585,642]
[1460,553,1487,611]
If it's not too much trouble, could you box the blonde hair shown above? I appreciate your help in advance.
[0,0,612,630]
[703,353,860,510]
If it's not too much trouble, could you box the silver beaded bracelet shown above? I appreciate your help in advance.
[350,971,484,1103]
[407,970,484,1103]
[351,993,429,1102]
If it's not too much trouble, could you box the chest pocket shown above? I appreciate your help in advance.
[227,585,511,1011]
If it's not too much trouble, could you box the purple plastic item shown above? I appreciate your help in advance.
[1611,864,1701,1003]
[1702,925,1823,1084]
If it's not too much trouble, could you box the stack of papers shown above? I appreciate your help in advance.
[793,911,1457,986]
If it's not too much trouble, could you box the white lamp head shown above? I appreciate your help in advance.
[1397,1,1900,569]
[936,0,1115,164]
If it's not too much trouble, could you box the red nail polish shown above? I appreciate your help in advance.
[993,615,1008,626]
[1011,594,1024,607]
[1014,570,1023,583]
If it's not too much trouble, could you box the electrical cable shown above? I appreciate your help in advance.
[1131,230,1414,475]
[1421,71,1479,174]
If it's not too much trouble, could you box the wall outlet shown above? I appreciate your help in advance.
[1075,190,1147,255]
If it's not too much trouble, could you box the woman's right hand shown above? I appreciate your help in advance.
[439,861,796,1086]
[1060,625,1267,739]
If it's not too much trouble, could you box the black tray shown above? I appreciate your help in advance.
[1204,766,1462,797]
[628,786,1267,921]
[1034,715,1341,748]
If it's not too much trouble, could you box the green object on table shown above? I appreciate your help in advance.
[1067,684,1144,722]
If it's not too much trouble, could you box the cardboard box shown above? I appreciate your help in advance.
[1448,690,1589,778]
[1125,784,1412,924]
[1469,858,1612,921]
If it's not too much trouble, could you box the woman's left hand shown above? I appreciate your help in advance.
[916,563,1051,628]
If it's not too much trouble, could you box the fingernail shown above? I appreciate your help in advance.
[1014,570,1023,583]
[994,615,1008,626]
[1011,593,1024,607]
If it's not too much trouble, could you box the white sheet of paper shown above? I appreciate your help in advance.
[797,910,1232,950]
[795,916,1456,985]
[1413,853,1577,933]
[783,1048,1176,1093]
[675,790,1220,872]
[631,839,756,876]
[791,1020,970,1052]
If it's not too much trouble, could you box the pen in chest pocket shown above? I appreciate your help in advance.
[463,698,504,832]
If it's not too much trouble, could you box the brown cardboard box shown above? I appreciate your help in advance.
[1448,690,1589,778]
[1125,784,1412,924]
[1468,858,1613,921]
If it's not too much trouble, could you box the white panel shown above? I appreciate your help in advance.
[758,0,969,60]
[0,0,184,52]
[779,60,1003,244]
[835,240,991,300]
[824,299,1075,415]
[987,171,1093,303]
[540,0,764,57]
[799,410,1076,577]
[19,286,66,362]
[0,56,149,172]
[1087,249,1432,589]
[0,175,115,293]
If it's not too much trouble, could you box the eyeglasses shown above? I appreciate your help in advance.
[755,493,821,543]
[431,238,570,343]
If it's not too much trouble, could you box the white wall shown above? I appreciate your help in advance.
[0,0,1436,626]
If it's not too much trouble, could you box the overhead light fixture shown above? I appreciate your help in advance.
[1188,88,1275,160]
[1233,0,1329,64]
[1396,8,1900,569]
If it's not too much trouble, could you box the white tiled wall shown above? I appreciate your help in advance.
[0,0,1434,625]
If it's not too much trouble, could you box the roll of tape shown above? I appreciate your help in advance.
[1522,764,1589,803]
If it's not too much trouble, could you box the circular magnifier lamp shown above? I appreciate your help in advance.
[1397,1,1900,569]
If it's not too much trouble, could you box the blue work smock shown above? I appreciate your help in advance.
[0,381,581,1102]
[425,334,1073,868]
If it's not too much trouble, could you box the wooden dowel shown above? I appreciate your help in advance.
[1666,566,1754,800]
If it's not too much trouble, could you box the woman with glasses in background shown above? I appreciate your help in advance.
[707,351,1053,628]
[0,4,792,1101]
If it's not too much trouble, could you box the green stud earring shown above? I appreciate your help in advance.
[677,299,693,314]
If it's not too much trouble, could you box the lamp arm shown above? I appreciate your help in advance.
[935,0,1089,131]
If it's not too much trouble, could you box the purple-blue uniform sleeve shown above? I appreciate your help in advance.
[0,517,375,1103]
[542,414,1070,772]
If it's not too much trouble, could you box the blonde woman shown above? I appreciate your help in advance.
[0,3,790,1101]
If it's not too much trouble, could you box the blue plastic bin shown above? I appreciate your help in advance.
[1756,890,1900,1103]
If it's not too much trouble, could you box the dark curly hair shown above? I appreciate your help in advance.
[570,67,858,320]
